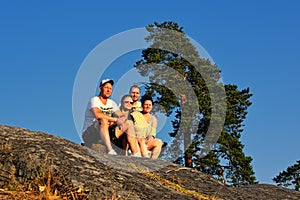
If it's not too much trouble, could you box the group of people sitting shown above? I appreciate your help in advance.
[81,78,163,158]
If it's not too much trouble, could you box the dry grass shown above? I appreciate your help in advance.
[0,147,89,200]
[0,141,12,152]
[24,155,89,200]
[143,171,220,200]
[0,142,127,200]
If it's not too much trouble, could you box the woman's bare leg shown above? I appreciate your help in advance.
[147,138,163,158]
[138,138,149,157]
[121,120,139,154]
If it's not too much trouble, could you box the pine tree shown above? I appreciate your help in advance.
[134,21,256,186]
[273,160,300,191]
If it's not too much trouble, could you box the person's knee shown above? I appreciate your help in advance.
[99,119,109,129]
[123,120,134,131]
[124,120,135,136]
[126,120,134,126]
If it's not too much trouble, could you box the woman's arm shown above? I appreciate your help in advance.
[148,115,157,138]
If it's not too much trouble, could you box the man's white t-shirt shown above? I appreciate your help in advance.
[82,96,119,133]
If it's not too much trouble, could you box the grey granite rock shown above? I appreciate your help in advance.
[0,124,299,200]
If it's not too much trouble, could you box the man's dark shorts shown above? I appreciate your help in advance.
[82,121,123,149]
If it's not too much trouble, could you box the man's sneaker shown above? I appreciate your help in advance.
[107,149,117,155]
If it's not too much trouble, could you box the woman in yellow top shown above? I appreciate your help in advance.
[132,95,163,158]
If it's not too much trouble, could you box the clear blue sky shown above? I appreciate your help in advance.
[0,1,299,185]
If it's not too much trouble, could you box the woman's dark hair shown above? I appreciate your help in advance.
[141,94,153,106]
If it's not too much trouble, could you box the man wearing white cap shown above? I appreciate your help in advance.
[82,78,138,155]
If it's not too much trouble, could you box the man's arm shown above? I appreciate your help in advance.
[92,107,117,123]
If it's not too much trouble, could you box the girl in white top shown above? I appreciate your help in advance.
[116,95,140,156]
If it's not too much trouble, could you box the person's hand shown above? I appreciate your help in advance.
[146,136,155,143]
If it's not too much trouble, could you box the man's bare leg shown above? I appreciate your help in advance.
[98,119,113,152]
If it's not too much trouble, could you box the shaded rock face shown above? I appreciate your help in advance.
[0,124,299,200]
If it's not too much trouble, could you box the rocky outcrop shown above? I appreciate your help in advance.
[0,124,299,199]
